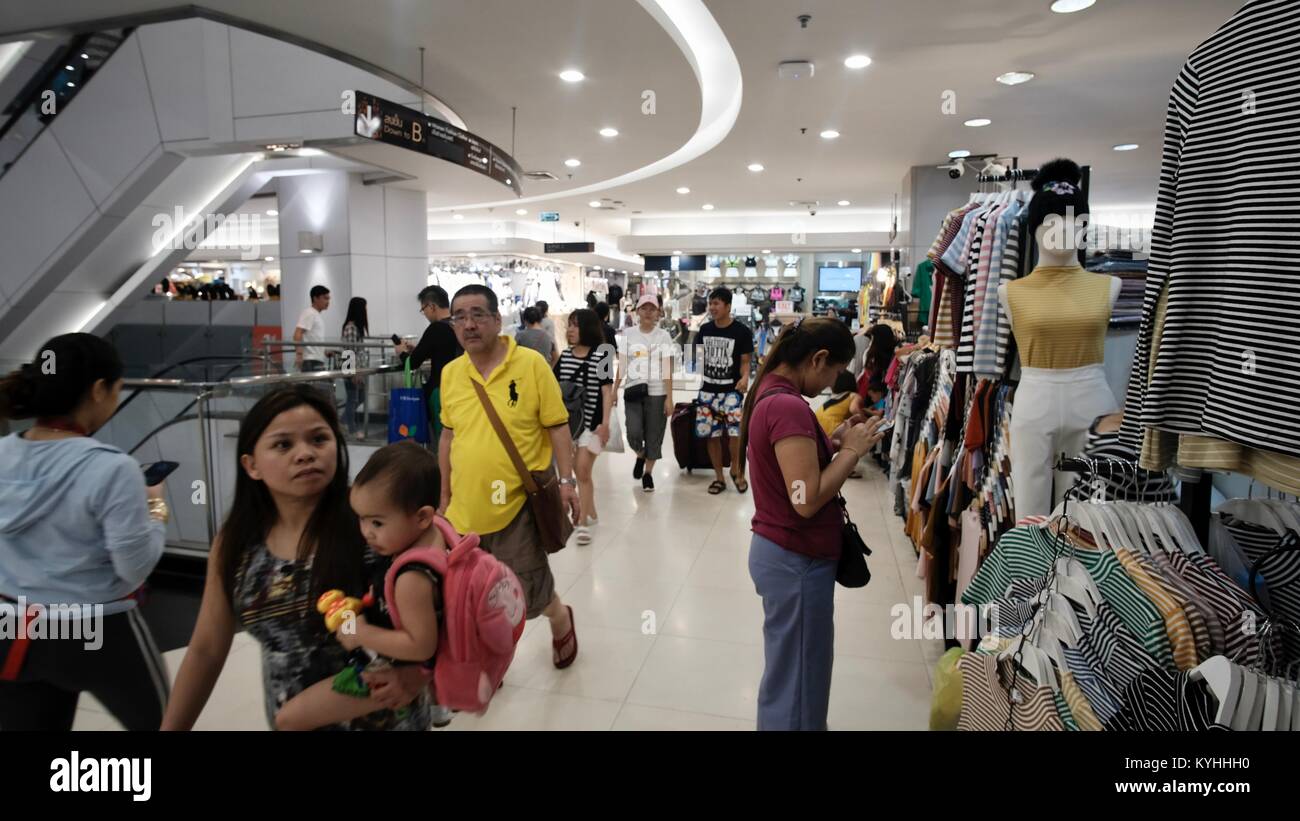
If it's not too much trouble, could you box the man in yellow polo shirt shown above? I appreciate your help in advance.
[438,284,580,669]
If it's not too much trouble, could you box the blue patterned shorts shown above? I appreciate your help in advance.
[695,390,743,438]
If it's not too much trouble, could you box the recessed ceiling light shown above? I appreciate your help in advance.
[996,71,1036,86]
[852,248,862,253]
[266,209,278,216]
[559,69,585,83]
[65,64,74,71]
[820,129,841,140]
[748,163,765,172]
[599,127,619,137]
[1051,0,1096,12]
[673,250,682,254]
[453,213,464,220]
[676,187,691,194]
[516,208,528,215]
[844,54,872,69]
[702,204,715,211]
[264,256,274,261]
[965,118,992,128]
[588,200,602,207]
[80,53,89,59]
[762,250,771,254]
[838,200,851,207]
[1113,143,1140,151]
[565,158,582,168]
[66,82,75,88]
[949,150,972,159]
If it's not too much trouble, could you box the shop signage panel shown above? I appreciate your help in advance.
[540,212,561,222]
[544,242,595,253]
[352,91,522,195]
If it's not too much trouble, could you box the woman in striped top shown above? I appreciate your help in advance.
[554,309,615,546]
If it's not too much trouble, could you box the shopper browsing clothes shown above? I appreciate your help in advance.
[294,285,331,373]
[0,334,170,731]
[696,286,754,494]
[616,294,675,492]
[555,309,614,545]
[738,318,884,730]
[438,285,580,669]
[163,385,431,731]
[396,285,464,450]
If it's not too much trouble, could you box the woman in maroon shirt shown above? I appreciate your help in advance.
[737,318,883,730]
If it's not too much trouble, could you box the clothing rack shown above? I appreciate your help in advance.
[1055,453,1212,549]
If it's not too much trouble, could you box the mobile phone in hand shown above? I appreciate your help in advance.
[142,460,179,486]
[391,334,403,345]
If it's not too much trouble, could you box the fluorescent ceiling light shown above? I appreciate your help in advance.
[1051,0,1096,12]
[565,158,582,168]
[748,163,764,172]
[820,129,840,140]
[516,208,528,215]
[599,127,619,137]
[676,187,691,194]
[702,204,715,211]
[965,118,992,127]
[996,71,1035,86]
[844,54,872,69]
[1113,143,1140,151]
[559,69,585,82]
[838,200,851,206]
[949,150,972,159]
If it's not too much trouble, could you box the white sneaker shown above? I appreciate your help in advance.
[575,526,592,546]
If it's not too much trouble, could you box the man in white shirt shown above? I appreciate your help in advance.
[294,285,330,372]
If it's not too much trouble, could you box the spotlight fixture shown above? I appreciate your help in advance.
[565,158,582,168]
[676,187,691,194]
[1051,0,1096,13]
[820,129,841,140]
[297,231,322,254]
[844,54,872,69]
[80,53,89,59]
[748,163,765,172]
[996,71,1036,86]
[559,69,585,83]
[599,127,619,137]
[65,64,74,71]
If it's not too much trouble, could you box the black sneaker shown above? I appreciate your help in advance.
[633,457,645,480]
[642,473,655,492]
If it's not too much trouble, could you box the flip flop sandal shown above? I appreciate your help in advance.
[708,479,727,495]
[731,473,749,494]
[552,606,578,669]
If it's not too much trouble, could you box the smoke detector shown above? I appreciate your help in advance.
[778,60,815,81]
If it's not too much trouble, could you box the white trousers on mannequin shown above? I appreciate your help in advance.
[1009,364,1119,519]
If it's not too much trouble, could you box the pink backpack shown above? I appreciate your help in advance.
[383,515,527,714]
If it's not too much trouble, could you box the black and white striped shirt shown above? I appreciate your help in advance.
[554,347,613,432]
[1121,0,1300,462]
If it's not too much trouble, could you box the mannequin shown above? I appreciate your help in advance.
[998,159,1121,518]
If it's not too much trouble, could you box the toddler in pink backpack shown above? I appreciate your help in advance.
[274,442,524,731]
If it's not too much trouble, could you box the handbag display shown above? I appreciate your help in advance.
[471,380,575,554]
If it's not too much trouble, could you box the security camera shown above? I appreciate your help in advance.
[936,160,966,180]
[949,166,963,180]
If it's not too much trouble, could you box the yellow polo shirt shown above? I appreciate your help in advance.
[440,336,569,535]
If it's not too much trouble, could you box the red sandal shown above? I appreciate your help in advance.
[552,605,578,669]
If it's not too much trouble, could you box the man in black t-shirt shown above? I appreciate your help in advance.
[695,287,754,494]
[396,285,464,449]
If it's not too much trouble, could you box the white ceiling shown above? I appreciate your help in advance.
[1,0,1248,247]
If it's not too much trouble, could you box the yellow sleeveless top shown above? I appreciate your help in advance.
[816,395,854,437]
[1006,266,1113,369]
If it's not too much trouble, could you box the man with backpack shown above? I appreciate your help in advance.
[437,285,581,670]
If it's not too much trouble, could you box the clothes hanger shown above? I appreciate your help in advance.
[1189,656,1243,728]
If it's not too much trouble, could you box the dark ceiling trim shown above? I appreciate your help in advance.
[0,4,462,125]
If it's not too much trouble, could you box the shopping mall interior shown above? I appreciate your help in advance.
[1,0,1298,734]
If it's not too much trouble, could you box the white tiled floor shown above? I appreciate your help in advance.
[75,396,941,731]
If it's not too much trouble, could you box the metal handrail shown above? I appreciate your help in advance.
[122,362,403,393]
[261,339,402,349]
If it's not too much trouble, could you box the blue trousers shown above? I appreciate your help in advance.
[748,532,837,731]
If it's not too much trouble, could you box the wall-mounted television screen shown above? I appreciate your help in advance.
[643,254,707,272]
[818,266,863,292]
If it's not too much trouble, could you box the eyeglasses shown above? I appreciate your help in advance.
[449,309,496,326]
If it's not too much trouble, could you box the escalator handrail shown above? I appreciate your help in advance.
[111,354,277,422]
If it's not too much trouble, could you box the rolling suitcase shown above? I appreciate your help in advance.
[671,401,732,473]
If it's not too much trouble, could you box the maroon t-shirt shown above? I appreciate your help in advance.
[747,375,844,560]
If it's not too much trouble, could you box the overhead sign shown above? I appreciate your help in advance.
[544,242,595,254]
[352,91,522,195]
[540,211,560,222]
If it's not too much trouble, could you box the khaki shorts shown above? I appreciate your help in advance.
[477,503,555,620]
